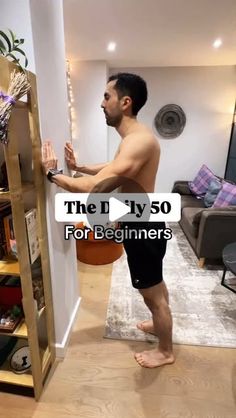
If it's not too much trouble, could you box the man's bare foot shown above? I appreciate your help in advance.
[136,319,156,335]
[134,349,175,368]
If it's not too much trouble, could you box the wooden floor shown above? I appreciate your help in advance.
[1,260,236,418]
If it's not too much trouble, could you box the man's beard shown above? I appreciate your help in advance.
[105,112,122,127]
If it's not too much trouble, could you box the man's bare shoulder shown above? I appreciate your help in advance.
[121,125,160,152]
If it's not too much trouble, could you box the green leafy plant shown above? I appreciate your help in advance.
[0,29,28,69]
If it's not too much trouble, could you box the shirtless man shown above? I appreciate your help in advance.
[42,72,174,368]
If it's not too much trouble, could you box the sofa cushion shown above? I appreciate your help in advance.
[181,195,205,210]
[181,207,204,238]
[213,180,236,207]
[188,164,217,196]
[204,178,222,207]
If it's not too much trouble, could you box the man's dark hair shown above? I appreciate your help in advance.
[108,72,148,116]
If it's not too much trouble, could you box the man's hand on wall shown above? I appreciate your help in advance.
[65,142,77,170]
[41,141,58,175]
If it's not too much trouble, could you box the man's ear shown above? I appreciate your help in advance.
[121,95,132,110]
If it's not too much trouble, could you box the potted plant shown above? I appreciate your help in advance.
[0,29,28,69]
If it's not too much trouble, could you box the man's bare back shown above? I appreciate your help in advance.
[116,122,160,193]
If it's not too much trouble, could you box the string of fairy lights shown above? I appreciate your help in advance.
[66,60,75,142]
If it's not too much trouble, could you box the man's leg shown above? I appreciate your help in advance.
[163,280,169,304]
[134,281,174,368]
[137,280,169,334]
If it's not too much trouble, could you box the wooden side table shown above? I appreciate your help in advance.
[221,242,236,293]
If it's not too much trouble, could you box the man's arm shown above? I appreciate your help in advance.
[65,142,108,175]
[65,142,122,175]
[73,162,109,175]
[43,136,152,192]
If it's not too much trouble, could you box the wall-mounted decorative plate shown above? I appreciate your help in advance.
[154,104,186,139]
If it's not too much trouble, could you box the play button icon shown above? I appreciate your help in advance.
[109,197,131,222]
[86,176,151,228]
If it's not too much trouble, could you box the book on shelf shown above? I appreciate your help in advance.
[1,208,40,264]
[0,202,12,259]
[3,213,17,257]
[25,208,40,264]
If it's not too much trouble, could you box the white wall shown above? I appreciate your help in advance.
[30,0,79,355]
[108,66,236,192]
[70,61,108,164]
[0,0,80,356]
[0,0,35,71]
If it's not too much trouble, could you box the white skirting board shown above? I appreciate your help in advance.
[55,296,81,358]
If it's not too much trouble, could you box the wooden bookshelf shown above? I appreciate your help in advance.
[0,56,55,400]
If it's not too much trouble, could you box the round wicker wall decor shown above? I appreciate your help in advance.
[154,104,186,139]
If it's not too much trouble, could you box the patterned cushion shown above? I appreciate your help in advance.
[212,180,236,207]
[188,165,217,196]
[204,178,222,207]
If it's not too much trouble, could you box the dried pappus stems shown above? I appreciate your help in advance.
[0,70,31,144]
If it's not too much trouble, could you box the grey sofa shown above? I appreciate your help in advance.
[172,181,236,265]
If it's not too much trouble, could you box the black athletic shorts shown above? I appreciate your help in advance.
[121,222,167,289]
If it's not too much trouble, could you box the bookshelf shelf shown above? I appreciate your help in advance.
[0,366,33,387]
[0,56,55,400]
[0,320,27,338]
[11,320,27,338]
[0,257,20,276]
[0,182,35,201]
[0,307,45,339]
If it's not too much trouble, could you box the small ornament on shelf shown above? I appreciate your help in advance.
[10,345,31,374]
[0,304,23,333]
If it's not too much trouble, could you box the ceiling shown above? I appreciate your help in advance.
[63,0,236,67]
